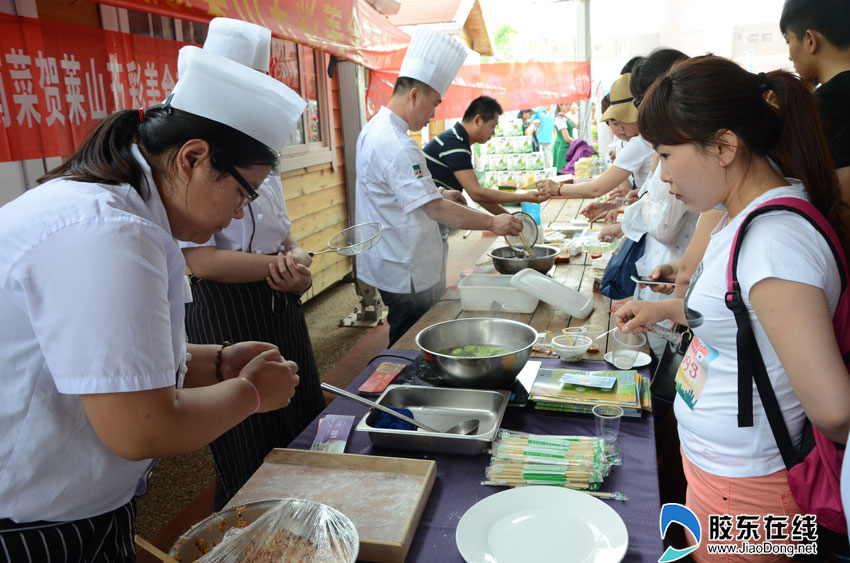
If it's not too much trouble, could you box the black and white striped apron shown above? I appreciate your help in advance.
[0,499,136,563]
[185,278,325,510]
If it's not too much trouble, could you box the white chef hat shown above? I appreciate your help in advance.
[398,28,468,97]
[177,18,271,78]
[170,46,306,151]
[204,17,271,72]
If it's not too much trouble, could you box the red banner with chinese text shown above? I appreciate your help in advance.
[0,13,187,162]
[366,61,593,121]
[93,0,409,71]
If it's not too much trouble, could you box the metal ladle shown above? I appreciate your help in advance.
[321,383,480,435]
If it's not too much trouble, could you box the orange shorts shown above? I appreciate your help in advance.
[681,452,804,562]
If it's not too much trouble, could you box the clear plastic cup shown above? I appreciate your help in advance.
[579,325,604,354]
[561,327,586,345]
[550,335,592,362]
[592,404,624,443]
[611,329,647,369]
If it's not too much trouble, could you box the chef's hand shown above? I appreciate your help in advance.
[287,245,313,268]
[522,189,549,203]
[240,348,300,412]
[581,201,614,221]
[219,341,278,380]
[598,224,622,242]
[535,179,561,196]
[442,189,467,205]
[267,252,312,294]
[490,214,523,236]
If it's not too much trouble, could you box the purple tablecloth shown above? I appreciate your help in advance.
[289,351,663,562]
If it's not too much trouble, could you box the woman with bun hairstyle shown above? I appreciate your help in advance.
[615,56,850,560]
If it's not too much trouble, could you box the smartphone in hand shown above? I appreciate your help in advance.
[630,274,676,286]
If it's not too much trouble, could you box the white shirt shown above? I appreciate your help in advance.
[622,166,698,301]
[0,145,188,522]
[611,134,654,190]
[355,107,443,293]
[675,184,841,477]
[180,173,291,255]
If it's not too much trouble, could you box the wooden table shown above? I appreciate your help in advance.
[392,197,619,358]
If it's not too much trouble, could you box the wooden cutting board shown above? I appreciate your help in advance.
[227,449,436,563]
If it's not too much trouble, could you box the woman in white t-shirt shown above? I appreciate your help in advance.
[615,57,850,561]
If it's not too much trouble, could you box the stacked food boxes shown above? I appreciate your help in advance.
[479,119,557,190]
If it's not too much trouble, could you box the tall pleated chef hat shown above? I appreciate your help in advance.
[398,28,468,97]
[177,17,271,78]
[170,46,306,151]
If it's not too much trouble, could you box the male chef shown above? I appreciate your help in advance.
[355,29,522,346]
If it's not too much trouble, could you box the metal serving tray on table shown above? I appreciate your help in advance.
[355,385,510,455]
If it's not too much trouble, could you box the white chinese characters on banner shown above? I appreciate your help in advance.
[0,48,182,130]
[35,51,64,126]
[107,54,125,109]
[6,48,40,127]
[86,58,108,120]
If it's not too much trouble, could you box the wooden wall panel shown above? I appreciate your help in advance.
[286,76,351,303]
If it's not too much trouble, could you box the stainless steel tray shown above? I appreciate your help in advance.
[354,385,510,455]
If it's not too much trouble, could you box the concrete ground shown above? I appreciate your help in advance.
[134,228,499,549]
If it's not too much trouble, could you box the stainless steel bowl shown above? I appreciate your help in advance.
[415,318,537,389]
[488,244,558,275]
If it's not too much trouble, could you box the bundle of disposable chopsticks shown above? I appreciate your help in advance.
[483,430,627,501]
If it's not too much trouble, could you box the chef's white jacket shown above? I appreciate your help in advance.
[180,173,291,254]
[0,145,189,522]
[354,107,443,293]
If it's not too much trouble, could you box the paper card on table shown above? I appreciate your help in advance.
[310,415,355,453]
[531,368,640,408]
[357,361,407,395]
[558,370,617,390]
[516,360,541,394]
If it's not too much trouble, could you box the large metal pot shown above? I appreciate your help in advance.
[488,244,558,275]
[415,318,537,389]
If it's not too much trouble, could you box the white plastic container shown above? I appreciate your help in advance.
[458,274,539,313]
[510,268,594,319]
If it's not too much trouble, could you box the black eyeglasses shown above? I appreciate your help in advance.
[225,164,260,211]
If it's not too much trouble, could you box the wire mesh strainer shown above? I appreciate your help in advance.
[308,222,384,257]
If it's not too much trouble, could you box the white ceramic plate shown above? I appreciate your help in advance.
[604,351,651,369]
[456,486,628,563]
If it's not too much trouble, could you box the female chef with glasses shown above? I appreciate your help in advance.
[0,46,303,561]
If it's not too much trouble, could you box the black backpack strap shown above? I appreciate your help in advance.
[727,203,845,469]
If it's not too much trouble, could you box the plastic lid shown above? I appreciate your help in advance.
[510,268,594,319]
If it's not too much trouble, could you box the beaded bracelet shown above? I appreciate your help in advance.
[214,341,232,382]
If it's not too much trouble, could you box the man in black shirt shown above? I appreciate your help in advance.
[424,96,548,215]
[781,0,850,199]
[423,96,548,289]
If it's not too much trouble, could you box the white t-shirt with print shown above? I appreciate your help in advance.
[675,184,841,477]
